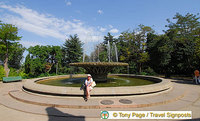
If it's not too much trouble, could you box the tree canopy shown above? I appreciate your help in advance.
[1,13,199,78]
[62,34,83,64]
[0,21,22,77]
[147,13,200,77]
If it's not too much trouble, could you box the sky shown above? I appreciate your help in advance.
[0,0,200,55]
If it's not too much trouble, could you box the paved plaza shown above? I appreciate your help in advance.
[0,77,200,121]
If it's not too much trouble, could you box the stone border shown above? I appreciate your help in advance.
[8,90,184,109]
[23,74,173,96]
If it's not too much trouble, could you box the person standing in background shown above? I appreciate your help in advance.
[194,70,200,84]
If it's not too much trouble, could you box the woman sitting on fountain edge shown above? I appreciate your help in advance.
[85,74,93,101]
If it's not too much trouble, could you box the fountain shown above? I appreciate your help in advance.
[22,40,172,97]
[107,41,111,62]
[69,62,128,82]
[70,41,128,82]
[113,42,118,62]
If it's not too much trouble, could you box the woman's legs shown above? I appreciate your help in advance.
[86,86,91,99]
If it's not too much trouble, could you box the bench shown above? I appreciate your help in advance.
[3,76,22,83]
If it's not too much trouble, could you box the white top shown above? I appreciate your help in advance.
[85,78,93,86]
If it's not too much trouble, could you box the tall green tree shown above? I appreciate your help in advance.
[25,45,62,76]
[165,13,200,75]
[8,43,25,69]
[135,25,154,73]
[62,34,83,64]
[147,33,173,77]
[0,22,21,77]
[147,13,200,77]
[103,32,115,44]
[118,25,154,73]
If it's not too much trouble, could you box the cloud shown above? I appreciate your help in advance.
[65,1,71,6]
[20,40,45,48]
[0,3,103,44]
[99,27,106,32]
[108,25,113,29]
[97,10,103,14]
[73,19,81,22]
[109,28,119,33]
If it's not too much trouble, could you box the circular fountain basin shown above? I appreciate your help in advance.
[23,74,173,96]
[36,75,156,87]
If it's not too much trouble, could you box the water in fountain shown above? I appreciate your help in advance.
[69,41,129,82]
[83,51,85,62]
[97,45,100,62]
[69,66,73,81]
[107,41,111,62]
[113,42,118,62]
[107,41,119,62]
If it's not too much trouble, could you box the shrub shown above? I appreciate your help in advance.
[139,72,148,75]
[9,68,19,76]
[0,66,5,81]
[144,67,157,75]
[19,71,29,79]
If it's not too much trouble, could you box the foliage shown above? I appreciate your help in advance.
[0,42,25,69]
[24,37,84,77]
[0,21,21,77]
[9,68,19,77]
[147,13,200,77]
[144,67,157,75]
[25,45,63,76]
[62,34,83,64]
[115,25,154,72]
[2,13,200,78]
[8,43,25,69]
[146,34,173,76]
[0,65,5,81]
[19,71,29,79]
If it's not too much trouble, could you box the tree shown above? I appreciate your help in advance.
[147,13,200,77]
[147,33,173,77]
[25,45,63,76]
[134,25,154,73]
[103,32,117,62]
[165,13,200,75]
[117,25,154,73]
[62,34,83,64]
[0,22,21,77]
[8,43,25,69]
[90,43,107,62]
[48,46,62,74]
[103,32,115,44]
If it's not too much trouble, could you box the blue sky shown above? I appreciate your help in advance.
[0,0,199,55]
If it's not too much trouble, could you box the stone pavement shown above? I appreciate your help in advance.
[0,78,200,121]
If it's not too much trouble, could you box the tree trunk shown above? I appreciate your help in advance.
[139,63,142,73]
[56,63,58,75]
[164,67,171,78]
[4,41,10,77]
[165,72,171,78]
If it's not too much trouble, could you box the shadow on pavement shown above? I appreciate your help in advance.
[46,107,85,121]
[170,80,196,85]
[179,118,200,121]
[168,78,199,85]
